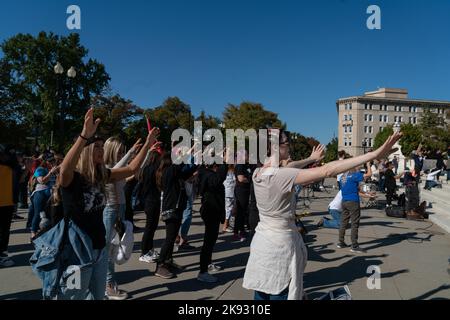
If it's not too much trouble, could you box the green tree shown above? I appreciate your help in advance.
[418,109,449,153]
[324,137,338,163]
[399,123,422,157]
[0,32,110,151]
[223,102,284,131]
[374,125,393,150]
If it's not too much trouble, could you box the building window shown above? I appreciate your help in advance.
[399,116,403,123]
[370,104,373,110]
[349,103,352,110]
[364,104,368,110]
[364,126,368,133]
[369,126,373,134]
[379,127,383,132]
[344,115,347,121]
[344,125,347,133]
[349,126,352,133]
[344,138,347,147]
[413,117,417,124]
[379,114,383,122]
[349,114,352,120]
[369,138,373,147]
[369,114,373,121]
[364,114,367,121]
[384,115,388,122]
[348,140,352,147]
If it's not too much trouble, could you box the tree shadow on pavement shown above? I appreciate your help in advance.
[359,232,433,251]
[411,284,450,300]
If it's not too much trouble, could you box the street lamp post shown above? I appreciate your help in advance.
[362,139,367,154]
[54,62,76,150]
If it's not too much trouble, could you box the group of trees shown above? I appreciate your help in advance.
[0,32,321,158]
[374,109,450,158]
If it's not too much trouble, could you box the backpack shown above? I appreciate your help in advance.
[386,206,406,218]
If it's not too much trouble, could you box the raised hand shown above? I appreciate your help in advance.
[373,132,403,160]
[81,108,101,139]
[310,144,326,162]
[150,141,162,152]
[130,138,143,154]
[146,127,160,146]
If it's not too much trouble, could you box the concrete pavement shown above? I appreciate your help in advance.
[1,180,449,300]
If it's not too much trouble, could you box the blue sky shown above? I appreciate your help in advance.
[1,0,450,143]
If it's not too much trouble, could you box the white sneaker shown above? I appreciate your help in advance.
[208,263,223,273]
[139,250,159,263]
[197,272,218,283]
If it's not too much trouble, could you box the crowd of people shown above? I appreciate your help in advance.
[2,106,447,300]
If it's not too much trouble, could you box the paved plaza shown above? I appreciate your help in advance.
[1,179,449,300]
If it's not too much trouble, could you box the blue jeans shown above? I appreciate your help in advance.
[425,180,438,190]
[180,197,193,238]
[59,249,107,300]
[323,209,341,229]
[254,287,289,300]
[103,204,126,285]
[31,189,51,233]
[378,177,385,192]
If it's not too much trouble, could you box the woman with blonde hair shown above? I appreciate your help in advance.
[102,136,143,300]
[59,108,159,300]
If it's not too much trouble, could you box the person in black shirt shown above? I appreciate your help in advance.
[139,150,162,263]
[385,161,404,207]
[197,162,228,283]
[154,152,197,279]
[234,151,252,241]
[59,108,159,300]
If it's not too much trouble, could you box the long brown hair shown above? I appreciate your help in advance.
[156,152,172,191]
[76,139,108,191]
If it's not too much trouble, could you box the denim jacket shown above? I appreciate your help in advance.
[30,219,97,299]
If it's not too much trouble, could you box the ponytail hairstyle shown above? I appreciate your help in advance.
[156,152,172,192]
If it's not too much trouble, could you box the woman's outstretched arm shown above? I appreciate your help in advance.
[294,132,402,186]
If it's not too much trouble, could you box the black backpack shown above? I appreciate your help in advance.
[386,206,406,218]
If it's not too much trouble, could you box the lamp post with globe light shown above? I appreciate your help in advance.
[54,62,77,149]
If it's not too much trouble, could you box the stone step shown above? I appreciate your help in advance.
[421,189,450,207]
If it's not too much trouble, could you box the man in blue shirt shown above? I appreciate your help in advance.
[338,163,372,253]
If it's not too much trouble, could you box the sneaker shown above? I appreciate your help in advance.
[155,264,175,279]
[197,272,218,283]
[208,264,223,273]
[239,236,247,242]
[317,218,324,228]
[139,250,159,263]
[13,213,24,220]
[223,227,234,233]
[336,242,349,249]
[105,284,128,300]
[0,255,14,267]
[350,246,366,254]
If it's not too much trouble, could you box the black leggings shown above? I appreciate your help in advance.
[386,187,396,206]
[141,201,160,255]
[0,206,14,254]
[234,188,249,234]
[200,212,220,273]
[158,215,182,265]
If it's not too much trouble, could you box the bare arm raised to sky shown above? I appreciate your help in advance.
[294,132,402,186]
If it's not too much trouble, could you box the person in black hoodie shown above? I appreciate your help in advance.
[139,150,162,264]
[197,161,228,283]
[154,151,197,279]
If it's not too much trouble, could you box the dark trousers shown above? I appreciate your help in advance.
[0,206,14,254]
[124,179,137,223]
[339,201,361,247]
[141,201,160,255]
[158,216,182,265]
[200,212,220,273]
[18,182,28,207]
[234,188,249,234]
[386,186,396,206]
